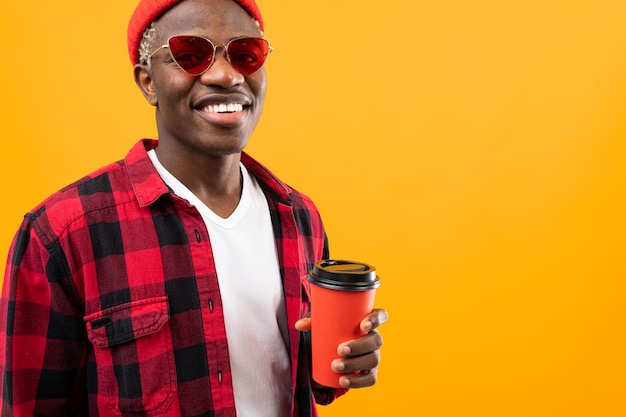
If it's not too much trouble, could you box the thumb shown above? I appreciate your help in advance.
[295,315,311,332]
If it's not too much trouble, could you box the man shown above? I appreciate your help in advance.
[0,0,388,415]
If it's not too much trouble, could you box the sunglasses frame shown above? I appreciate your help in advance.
[147,35,273,76]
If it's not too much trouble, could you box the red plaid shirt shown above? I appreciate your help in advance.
[0,140,346,416]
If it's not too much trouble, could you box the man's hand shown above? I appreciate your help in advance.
[295,308,389,388]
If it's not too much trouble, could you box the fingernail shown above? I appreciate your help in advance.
[362,320,373,332]
[339,376,350,388]
[338,344,351,356]
[332,360,345,372]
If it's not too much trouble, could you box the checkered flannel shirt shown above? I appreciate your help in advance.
[0,139,347,416]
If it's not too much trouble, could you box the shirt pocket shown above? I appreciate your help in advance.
[84,296,176,415]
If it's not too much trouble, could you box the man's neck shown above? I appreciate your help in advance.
[153,146,243,218]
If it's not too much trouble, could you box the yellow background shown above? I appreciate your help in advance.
[1,1,625,416]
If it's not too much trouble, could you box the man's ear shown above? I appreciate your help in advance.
[134,64,158,106]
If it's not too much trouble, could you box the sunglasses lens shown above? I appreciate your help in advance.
[168,36,215,75]
[227,38,270,75]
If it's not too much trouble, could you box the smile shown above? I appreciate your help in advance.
[201,103,244,113]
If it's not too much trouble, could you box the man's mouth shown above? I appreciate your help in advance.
[200,103,244,113]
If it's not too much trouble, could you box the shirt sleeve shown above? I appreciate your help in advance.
[312,386,349,405]
[0,216,86,416]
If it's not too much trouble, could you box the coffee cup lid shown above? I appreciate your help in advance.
[308,259,380,291]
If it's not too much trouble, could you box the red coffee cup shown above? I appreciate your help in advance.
[307,259,380,388]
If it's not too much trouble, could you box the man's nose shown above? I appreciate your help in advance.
[199,49,245,87]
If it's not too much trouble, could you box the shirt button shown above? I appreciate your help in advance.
[194,229,201,242]
[208,298,214,313]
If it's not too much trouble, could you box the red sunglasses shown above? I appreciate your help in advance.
[148,35,273,76]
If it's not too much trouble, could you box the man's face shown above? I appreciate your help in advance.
[138,0,267,157]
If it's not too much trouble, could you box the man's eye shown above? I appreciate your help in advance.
[174,53,204,66]
[231,52,259,64]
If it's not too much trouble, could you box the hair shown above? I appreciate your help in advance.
[138,22,158,65]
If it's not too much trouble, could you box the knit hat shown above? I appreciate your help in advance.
[127,0,264,65]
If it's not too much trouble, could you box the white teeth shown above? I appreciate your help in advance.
[201,103,244,113]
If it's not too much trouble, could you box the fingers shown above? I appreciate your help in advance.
[330,330,383,388]
[300,308,389,388]
[330,310,388,389]
[338,330,383,357]
[338,368,378,388]
[332,349,380,374]
[296,308,389,334]
[332,350,380,388]
[360,308,389,333]
[332,354,381,388]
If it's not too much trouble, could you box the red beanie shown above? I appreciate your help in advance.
[127,0,264,65]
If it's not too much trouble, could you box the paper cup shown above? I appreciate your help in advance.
[307,260,380,388]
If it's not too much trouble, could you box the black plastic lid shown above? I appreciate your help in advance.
[308,259,380,291]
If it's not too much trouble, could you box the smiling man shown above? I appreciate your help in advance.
[0,0,387,416]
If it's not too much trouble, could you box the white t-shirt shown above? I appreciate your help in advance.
[148,150,291,417]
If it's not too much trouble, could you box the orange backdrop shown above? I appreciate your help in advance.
[1,1,625,416]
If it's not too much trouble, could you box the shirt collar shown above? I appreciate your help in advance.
[125,139,169,207]
[125,139,293,207]
[241,152,293,205]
